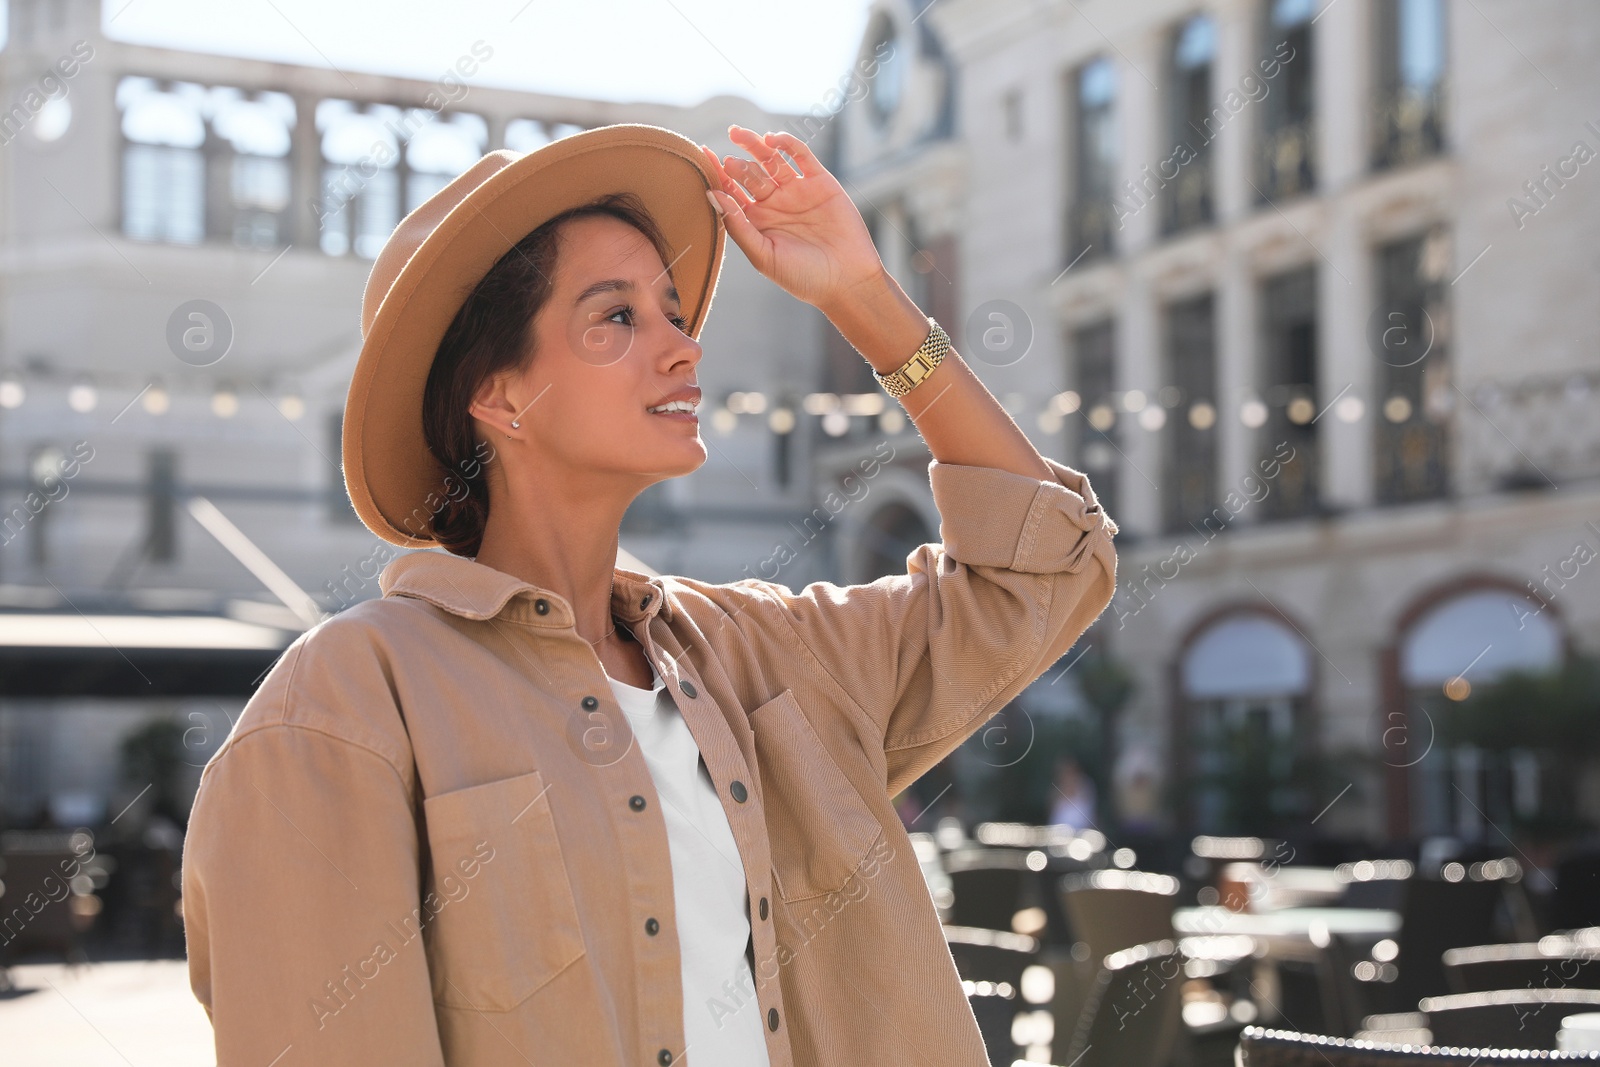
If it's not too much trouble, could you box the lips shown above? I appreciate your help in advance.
[646,386,701,419]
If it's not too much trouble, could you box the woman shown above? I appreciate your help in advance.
[181,122,1117,1067]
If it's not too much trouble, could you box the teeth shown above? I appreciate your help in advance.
[648,399,697,414]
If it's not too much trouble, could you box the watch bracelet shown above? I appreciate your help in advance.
[872,317,950,399]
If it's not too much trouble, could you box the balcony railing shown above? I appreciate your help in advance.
[1459,368,1600,493]
[1162,159,1213,235]
[1067,196,1117,262]
[1255,119,1316,203]
[1372,86,1445,171]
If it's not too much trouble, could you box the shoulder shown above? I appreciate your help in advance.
[658,572,799,632]
[210,599,424,782]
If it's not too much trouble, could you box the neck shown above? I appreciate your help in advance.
[473,459,642,645]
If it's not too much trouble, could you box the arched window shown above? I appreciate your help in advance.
[1179,611,1315,834]
[1399,586,1562,839]
[1401,588,1561,689]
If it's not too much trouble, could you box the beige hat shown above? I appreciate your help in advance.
[343,122,727,547]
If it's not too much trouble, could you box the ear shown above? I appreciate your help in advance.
[468,367,525,437]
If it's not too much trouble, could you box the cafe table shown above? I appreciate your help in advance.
[1174,904,1402,964]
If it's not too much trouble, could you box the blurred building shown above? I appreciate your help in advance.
[0,0,887,827]
[827,0,1600,842]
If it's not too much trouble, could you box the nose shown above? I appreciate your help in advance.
[657,312,701,373]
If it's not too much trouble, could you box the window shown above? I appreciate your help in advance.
[1372,0,1446,169]
[207,88,296,249]
[1258,267,1319,519]
[1073,321,1119,521]
[1163,294,1219,534]
[1164,14,1216,234]
[503,118,586,154]
[1400,589,1562,839]
[1068,56,1118,263]
[866,14,905,126]
[1373,229,1452,504]
[118,78,296,249]
[405,112,489,214]
[1255,0,1315,202]
[316,100,488,259]
[1181,612,1316,834]
[118,78,206,244]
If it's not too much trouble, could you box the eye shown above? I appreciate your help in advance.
[603,305,688,333]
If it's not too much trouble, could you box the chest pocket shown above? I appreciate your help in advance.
[421,769,586,1012]
[748,688,883,902]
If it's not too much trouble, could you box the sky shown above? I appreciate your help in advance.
[7,0,877,114]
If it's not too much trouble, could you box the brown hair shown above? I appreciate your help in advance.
[420,192,676,557]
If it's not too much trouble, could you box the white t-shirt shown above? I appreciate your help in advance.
[605,657,772,1067]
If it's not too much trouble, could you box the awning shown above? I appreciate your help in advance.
[0,612,296,697]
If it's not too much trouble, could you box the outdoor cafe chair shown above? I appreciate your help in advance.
[1060,938,1185,1067]
[944,924,1041,1067]
[943,847,1036,934]
[1444,942,1600,994]
[1059,868,1180,965]
[1421,988,1600,1051]
[1237,1025,1600,1065]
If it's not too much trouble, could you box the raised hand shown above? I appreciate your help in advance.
[699,125,885,315]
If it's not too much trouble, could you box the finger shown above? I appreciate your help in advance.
[698,143,727,183]
[707,151,758,210]
[707,188,770,269]
[727,125,795,184]
[755,132,803,182]
[743,130,800,184]
[725,156,777,200]
[740,130,799,184]
[760,131,822,180]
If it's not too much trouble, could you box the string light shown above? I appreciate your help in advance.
[68,379,97,413]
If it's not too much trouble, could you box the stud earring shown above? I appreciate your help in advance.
[511,420,520,428]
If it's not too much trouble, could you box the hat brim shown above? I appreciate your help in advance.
[343,123,726,548]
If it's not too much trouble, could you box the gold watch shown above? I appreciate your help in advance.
[873,317,951,399]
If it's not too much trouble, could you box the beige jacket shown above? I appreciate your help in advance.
[181,456,1117,1066]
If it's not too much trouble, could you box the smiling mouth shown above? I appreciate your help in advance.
[647,401,699,419]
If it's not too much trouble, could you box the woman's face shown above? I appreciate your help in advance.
[484,213,707,486]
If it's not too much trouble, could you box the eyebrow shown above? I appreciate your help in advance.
[572,278,681,306]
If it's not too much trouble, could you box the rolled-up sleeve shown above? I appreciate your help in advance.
[181,651,446,1065]
[717,456,1117,799]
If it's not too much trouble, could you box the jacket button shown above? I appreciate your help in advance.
[657,1050,672,1066]
[582,695,599,710]
[768,1007,779,1030]
[678,679,697,698]
[534,598,550,615]
[645,917,659,935]
[629,795,647,812]
[759,896,768,920]
[730,780,748,803]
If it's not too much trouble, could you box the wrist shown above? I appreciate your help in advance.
[819,268,931,374]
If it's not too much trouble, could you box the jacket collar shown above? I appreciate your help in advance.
[377,550,671,628]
